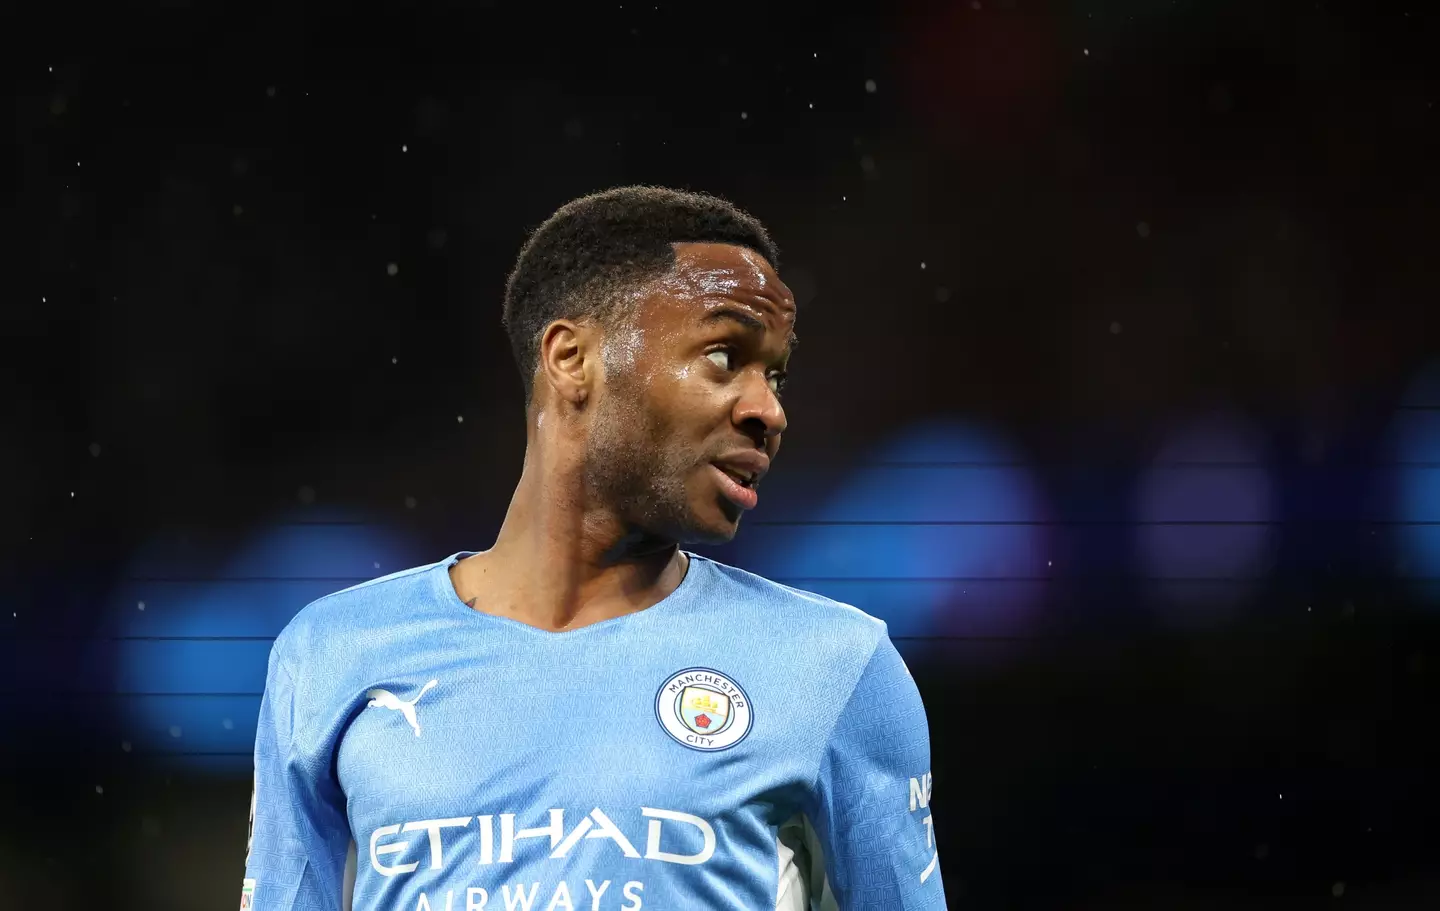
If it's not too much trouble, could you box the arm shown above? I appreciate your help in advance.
[803,634,947,910]
[242,646,352,910]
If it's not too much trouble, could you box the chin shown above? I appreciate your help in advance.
[677,508,743,546]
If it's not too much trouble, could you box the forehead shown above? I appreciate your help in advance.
[637,242,797,329]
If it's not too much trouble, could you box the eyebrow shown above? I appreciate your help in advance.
[699,307,799,352]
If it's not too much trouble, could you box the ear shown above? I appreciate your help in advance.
[537,319,598,406]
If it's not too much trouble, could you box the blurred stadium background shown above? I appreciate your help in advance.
[5,1,1439,908]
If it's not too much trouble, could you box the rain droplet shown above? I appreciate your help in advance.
[456,415,464,423]
[95,785,104,795]
[1110,321,1123,334]
[920,262,927,270]
[386,262,399,276]
[1332,882,1346,897]
[266,85,276,97]
[1136,221,1151,238]
[137,601,146,611]
[121,741,132,752]
[169,725,182,738]
[391,356,398,364]
[864,79,877,94]
[740,111,748,120]
[404,496,418,510]
[298,486,316,505]
[402,144,408,152]
[89,443,101,457]
[222,718,234,730]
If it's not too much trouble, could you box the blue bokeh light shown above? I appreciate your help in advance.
[735,418,1052,641]
[1388,360,1440,600]
[1132,412,1278,627]
[115,512,420,773]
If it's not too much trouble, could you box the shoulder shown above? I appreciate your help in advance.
[688,552,889,669]
[270,556,445,670]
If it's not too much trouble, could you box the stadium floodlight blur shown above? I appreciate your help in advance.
[113,507,423,774]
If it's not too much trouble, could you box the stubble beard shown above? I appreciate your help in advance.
[583,389,713,547]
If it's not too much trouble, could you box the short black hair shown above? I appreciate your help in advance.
[503,185,781,401]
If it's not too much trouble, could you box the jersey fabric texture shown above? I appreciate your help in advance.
[243,551,946,911]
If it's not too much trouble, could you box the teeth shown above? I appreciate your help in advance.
[720,467,751,486]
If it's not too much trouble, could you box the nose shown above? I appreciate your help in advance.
[733,371,787,445]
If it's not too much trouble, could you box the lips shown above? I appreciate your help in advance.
[715,465,756,487]
[710,451,769,511]
[712,451,769,486]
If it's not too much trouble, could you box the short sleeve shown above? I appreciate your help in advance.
[242,646,352,910]
[803,635,947,909]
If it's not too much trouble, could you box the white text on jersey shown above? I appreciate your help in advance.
[371,807,715,876]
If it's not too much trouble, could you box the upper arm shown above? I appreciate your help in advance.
[804,636,946,909]
[243,648,352,911]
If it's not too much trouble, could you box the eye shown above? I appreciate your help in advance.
[767,372,788,396]
[706,348,735,371]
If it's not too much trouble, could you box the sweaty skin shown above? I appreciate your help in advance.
[450,242,797,633]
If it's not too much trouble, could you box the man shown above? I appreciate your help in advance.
[243,186,946,910]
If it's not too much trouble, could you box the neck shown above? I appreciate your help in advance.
[452,438,689,632]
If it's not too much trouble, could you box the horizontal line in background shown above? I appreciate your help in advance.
[778,576,1292,581]
[0,692,265,697]
[749,520,1440,526]
[0,635,279,641]
[852,460,1440,467]
[126,751,253,757]
[123,577,371,583]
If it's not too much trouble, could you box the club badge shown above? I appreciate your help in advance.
[655,667,753,751]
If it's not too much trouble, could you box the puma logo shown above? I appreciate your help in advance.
[365,680,438,737]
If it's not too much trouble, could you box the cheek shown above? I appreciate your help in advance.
[602,325,648,375]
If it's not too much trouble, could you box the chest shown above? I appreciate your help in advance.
[334,634,814,855]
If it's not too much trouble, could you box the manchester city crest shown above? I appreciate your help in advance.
[655,667,753,751]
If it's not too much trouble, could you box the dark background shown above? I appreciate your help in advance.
[5,0,1440,908]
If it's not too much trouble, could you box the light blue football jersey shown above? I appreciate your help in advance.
[243,551,946,911]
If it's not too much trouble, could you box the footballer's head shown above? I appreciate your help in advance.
[504,186,796,545]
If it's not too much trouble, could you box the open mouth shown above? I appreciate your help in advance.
[711,464,760,510]
[715,465,755,488]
